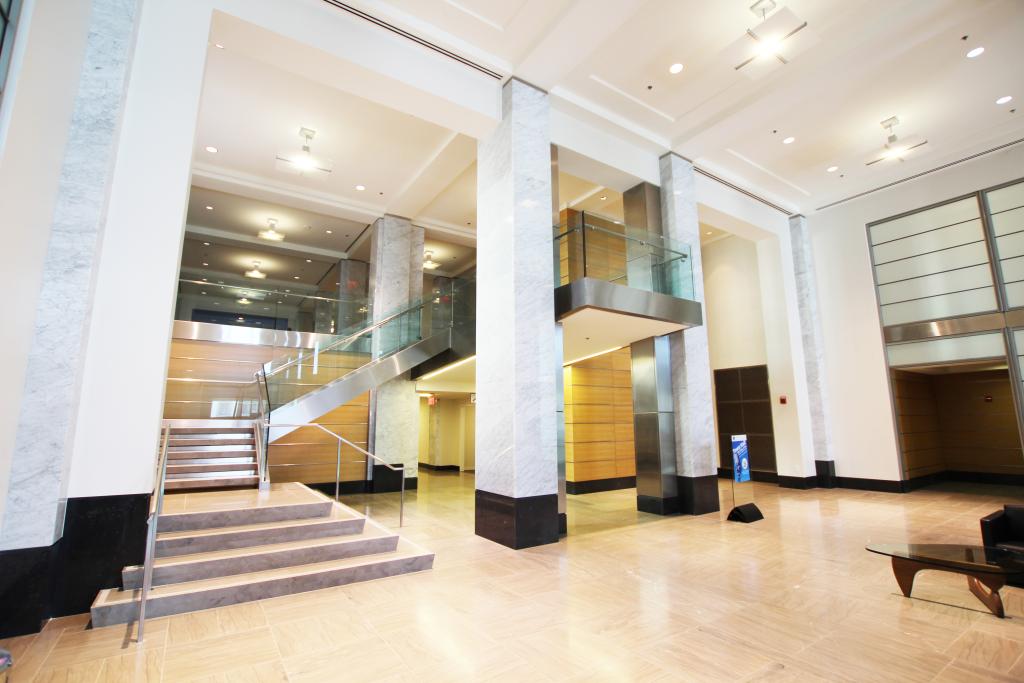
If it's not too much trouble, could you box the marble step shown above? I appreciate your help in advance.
[122,525,399,588]
[170,427,253,435]
[158,498,332,532]
[168,446,256,457]
[168,456,255,466]
[164,475,259,491]
[91,539,434,627]
[156,506,364,557]
[167,463,256,475]
[169,437,254,447]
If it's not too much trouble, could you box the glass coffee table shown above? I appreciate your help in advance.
[867,543,1024,618]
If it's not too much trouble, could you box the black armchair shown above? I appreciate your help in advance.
[981,505,1024,555]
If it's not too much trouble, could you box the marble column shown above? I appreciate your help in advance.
[368,215,424,491]
[0,0,139,551]
[788,214,835,487]
[475,78,559,549]
[659,153,719,514]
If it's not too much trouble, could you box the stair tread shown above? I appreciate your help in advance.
[130,524,395,569]
[167,463,257,473]
[157,504,358,540]
[164,476,258,489]
[95,539,432,605]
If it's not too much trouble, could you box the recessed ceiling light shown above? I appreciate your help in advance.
[202,262,209,266]
[827,166,838,173]
[705,231,713,236]
[205,205,213,211]
[599,195,607,200]
[355,184,365,191]
[669,63,684,74]
[277,300,283,304]
[214,43,224,50]
[201,291,207,295]
[305,259,312,263]
[782,136,795,144]
[325,230,333,234]
[997,95,1013,105]
[202,277,207,281]
[966,46,984,58]
[202,242,210,246]
[204,146,218,153]
[238,297,251,305]
[293,276,300,280]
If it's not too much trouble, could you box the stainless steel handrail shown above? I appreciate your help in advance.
[137,422,171,643]
[178,278,359,305]
[265,422,405,527]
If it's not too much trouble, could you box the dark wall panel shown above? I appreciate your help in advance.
[714,365,777,474]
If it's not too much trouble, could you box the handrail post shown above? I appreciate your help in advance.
[400,465,405,528]
[335,438,341,501]
[138,423,171,643]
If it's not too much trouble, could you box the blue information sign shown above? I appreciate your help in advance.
[731,434,750,483]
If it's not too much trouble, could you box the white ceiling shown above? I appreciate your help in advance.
[561,307,686,362]
[342,0,1024,211]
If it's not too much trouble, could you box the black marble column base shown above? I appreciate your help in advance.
[475,490,559,549]
[677,475,721,515]
[637,495,681,515]
[815,460,837,488]
[778,475,818,489]
[371,465,418,493]
[558,512,567,535]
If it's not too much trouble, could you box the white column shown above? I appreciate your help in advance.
[0,0,139,550]
[659,153,719,513]
[368,214,423,486]
[789,215,835,485]
[475,78,559,548]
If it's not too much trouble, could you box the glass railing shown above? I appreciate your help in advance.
[259,277,475,412]
[554,212,694,299]
[174,278,370,334]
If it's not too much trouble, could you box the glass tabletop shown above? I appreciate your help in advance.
[866,543,1024,575]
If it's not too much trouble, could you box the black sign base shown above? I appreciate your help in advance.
[727,502,764,523]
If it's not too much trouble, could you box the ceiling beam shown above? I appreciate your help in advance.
[184,223,349,261]
[389,132,477,219]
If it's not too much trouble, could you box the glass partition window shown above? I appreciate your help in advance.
[868,196,997,326]
[554,211,694,300]
[886,331,1006,368]
[986,181,1024,308]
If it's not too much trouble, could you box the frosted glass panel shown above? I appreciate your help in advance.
[871,219,984,264]
[880,287,997,326]
[987,181,1024,214]
[1005,281,1024,308]
[996,232,1024,260]
[1000,256,1024,283]
[874,241,989,285]
[887,332,1005,367]
[990,206,1024,236]
[876,264,992,305]
[869,197,980,245]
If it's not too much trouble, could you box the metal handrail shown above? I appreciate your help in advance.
[137,422,171,643]
[178,278,358,305]
[265,422,405,527]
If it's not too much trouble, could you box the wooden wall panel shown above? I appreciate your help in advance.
[269,391,370,484]
[564,347,635,482]
[891,369,944,478]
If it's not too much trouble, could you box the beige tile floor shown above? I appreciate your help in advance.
[6,473,1024,682]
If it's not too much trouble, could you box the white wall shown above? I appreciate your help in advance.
[701,235,768,370]
[0,0,92,521]
[808,143,1024,482]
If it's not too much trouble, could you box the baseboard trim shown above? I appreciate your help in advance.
[815,460,837,489]
[418,463,460,472]
[834,476,906,493]
[778,475,818,490]
[566,476,636,495]
[717,468,779,484]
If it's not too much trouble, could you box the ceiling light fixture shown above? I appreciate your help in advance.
[423,251,440,270]
[669,63,684,74]
[214,44,224,50]
[705,231,713,236]
[305,259,312,263]
[205,205,213,211]
[997,95,1013,105]
[204,146,218,153]
[355,184,365,191]
[827,166,838,173]
[238,298,251,305]
[293,276,300,280]
[782,136,795,144]
[202,261,209,267]
[865,116,927,166]
[966,46,985,58]
[259,218,284,242]
[275,127,333,178]
[203,242,211,246]
[735,17,807,70]
[245,261,267,279]
[325,229,333,235]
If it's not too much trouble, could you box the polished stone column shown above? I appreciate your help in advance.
[659,153,719,514]
[789,214,835,487]
[0,0,139,551]
[368,215,424,490]
[475,78,559,548]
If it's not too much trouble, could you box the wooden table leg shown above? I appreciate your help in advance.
[967,574,1006,618]
[891,557,920,597]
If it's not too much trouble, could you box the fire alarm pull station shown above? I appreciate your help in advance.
[779,395,788,405]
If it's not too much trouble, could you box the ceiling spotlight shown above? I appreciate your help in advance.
[259,218,284,242]
[202,242,210,246]
[705,231,713,236]
[423,251,440,270]
[204,146,218,153]
[205,205,213,211]
[782,136,795,144]
[245,261,267,279]
[355,184,366,191]
[827,166,838,173]
[997,95,1013,105]
[325,229,333,234]
[669,63,684,74]
[293,275,300,280]
[866,116,927,166]
[238,298,251,305]
[734,4,807,72]
[966,46,984,58]
[201,262,209,267]
[201,291,207,295]
[275,127,333,178]
[599,195,607,200]
[213,44,224,50]
[305,259,312,263]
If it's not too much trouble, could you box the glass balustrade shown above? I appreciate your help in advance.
[553,212,694,299]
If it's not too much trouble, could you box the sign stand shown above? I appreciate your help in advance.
[726,434,763,523]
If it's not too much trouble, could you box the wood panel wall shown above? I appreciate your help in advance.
[892,369,944,479]
[268,392,370,484]
[564,347,635,483]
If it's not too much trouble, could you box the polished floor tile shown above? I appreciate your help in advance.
[7,473,1024,681]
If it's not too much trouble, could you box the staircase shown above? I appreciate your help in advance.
[165,423,259,490]
[90,483,433,627]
